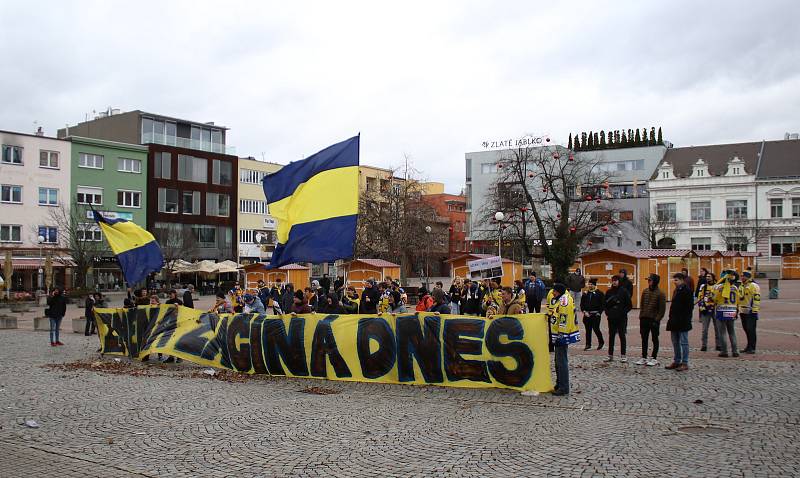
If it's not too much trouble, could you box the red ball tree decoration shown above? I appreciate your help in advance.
[569,227,576,233]
[602,226,609,232]
[587,241,593,246]
[568,154,574,161]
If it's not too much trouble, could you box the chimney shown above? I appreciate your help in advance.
[35,126,44,136]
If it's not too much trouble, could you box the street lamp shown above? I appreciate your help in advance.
[494,212,505,257]
[424,226,432,290]
[37,235,45,291]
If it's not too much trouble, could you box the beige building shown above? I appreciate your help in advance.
[1,129,72,291]
[237,157,282,265]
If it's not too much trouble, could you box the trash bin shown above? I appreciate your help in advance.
[768,278,779,299]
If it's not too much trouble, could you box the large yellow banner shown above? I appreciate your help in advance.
[94,306,553,392]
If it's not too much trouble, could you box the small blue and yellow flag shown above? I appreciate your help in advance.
[92,210,164,286]
[262,135,359,268]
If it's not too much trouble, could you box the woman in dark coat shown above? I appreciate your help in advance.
[47,288,68,346]
[666,273,694,371]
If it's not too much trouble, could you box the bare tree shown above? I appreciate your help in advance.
[632,210,679,248]
[355,165,447,280]
[44,203,107,289]
[719,219,763,251]
[481,144,619,281]
[152,224,199,285]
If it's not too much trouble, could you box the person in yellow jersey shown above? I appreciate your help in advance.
[548,283,579,396]
[738,270,761,354]
[713,270,740,358]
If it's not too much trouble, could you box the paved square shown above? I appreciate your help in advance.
[1,324,798,477]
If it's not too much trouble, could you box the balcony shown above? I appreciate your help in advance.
[142,132,236,155]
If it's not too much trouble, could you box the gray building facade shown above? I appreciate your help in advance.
[465,144,668,253]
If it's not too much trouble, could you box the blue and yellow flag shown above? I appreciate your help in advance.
[262,135,359,268]
[93,210,164,286]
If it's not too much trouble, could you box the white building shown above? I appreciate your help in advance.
[648,138,800,272]
[0,129,72,290]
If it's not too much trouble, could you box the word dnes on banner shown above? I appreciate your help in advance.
[94,306,553,392]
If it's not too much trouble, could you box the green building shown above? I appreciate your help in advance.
[68,136,149,288]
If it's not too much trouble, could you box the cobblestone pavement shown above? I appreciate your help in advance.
[1,330,799,477]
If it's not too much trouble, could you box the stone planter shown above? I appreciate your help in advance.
[0,316,18,329]
[72,317,87,334]
[11,304,29,313]
[33,316,50,331]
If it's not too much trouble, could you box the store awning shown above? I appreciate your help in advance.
[11,258,76,270]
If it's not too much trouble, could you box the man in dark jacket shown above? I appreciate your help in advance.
[604,275,632,362]
[580,278,605,350]
[636,274,667,366]
[46,288,68,346]
[182,284,195,309]
[359,279,380,314]
[618,269,634,297]
[84,293,97,336]
[666,272,694,371]
[524,272,546,313]
[565,268,586,308]
[319,274,331,294]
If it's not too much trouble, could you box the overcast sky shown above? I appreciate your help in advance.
[1,0,798,192]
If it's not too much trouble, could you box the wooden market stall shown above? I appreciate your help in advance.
[781,251,800,279]
[444,253,523,288]
[339,259,401,291]
[577,248,701,307]
[242,263,310,290]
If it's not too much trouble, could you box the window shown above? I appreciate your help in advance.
[690,201,711,221]
[77,224,102,242]
[207,193,230,217]
[656,203,676,222]
[0,225,22,242]
[239,199,268,215]
[158,188,179,213]
[770,236,800,256]
[636,184,648,197]
[770,198,783,218]
[39,150,59,169]
[154,152,172,179]
[38,187,58,206]
[141,117,177,145]
[465,158,472,182]
[462,222,466,232]
[212,160,232,185]
[192,225,217,247]
[1,145,23,164]
[38,226,58,244]
[78,153,104,169]
[77,186,103,205]
[726,200,748,219]
[793,198,800,218]
[118,158,142,173]
[117,190,142,208]
[619,210,634,221]
[240,169,267,184]
[481,163,498,174]
[182,191,201,215]
[661,171,669,179]
[240,229,253,244]
[1,185,22,203]
[691,237,712,251]
[610,185,633,199]
[178,155,208,183]
[597,159,645,172]
[726,237,748,252]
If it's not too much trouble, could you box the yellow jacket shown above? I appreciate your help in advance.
[549,292,580,345]
[545,289,558,315]
[713,280,740,320]
[739,281,761,314]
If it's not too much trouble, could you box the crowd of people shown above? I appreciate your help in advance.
[45,265,761,396]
